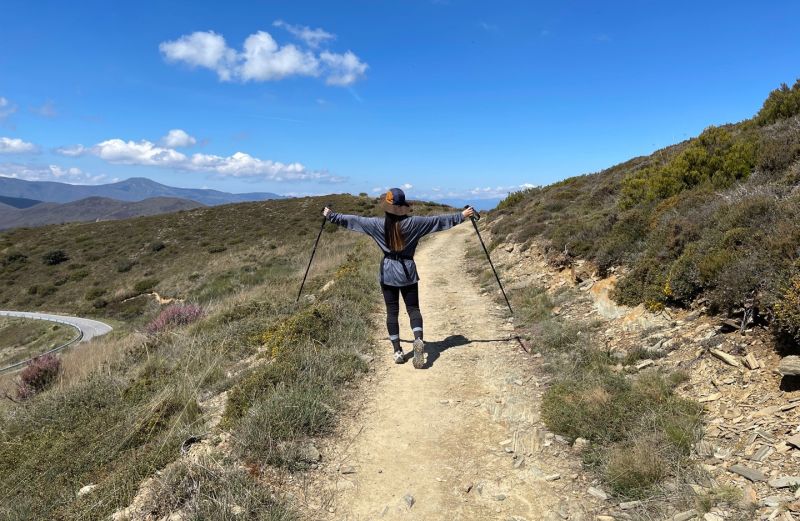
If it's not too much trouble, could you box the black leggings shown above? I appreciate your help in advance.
[381,283,422,340]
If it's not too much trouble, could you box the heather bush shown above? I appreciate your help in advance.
[42,249,69,266]
[116,259,136,272]
[757,128,800,173]
[146,303,204,334]
[16,354,61,399]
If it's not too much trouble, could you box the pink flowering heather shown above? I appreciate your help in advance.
[146,303,204,334]
[16,353,61,400]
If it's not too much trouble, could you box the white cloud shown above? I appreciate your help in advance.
[94,139,188,166]
[0,137,37,154]
[401,183,413,190]
[161,129,197,148]
[0,97,17,119]
[240,31,319,81]
[319,51,367,86]
[273,20,335,49]
[59,136,344,183]
[160,29,367,86]
[54,144,88,157]
[416,183,539,200]
[159,31,237,81]
[0,163,107,184]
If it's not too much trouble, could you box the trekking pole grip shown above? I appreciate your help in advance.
[464,205,481,221]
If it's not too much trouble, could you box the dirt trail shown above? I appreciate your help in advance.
[307,225,583,521]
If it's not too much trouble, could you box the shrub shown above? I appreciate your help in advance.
[16,354,61,399]
[146,303,204,334]
[116,259,136,273]
[133,278,159,293]
[143,456,295,520]
[208,245,227,253]
[774,273,800,342]
[620,127,757,208]
[604,435,669,497]
[84,287,106,301]
[512,285,552,327]
[42,250,69,265]
[234,382,335,469]
[542,367,701,496]
[150,241,165,252]
[497,187,539,211]
[756,79,800,126]
[258,304,334,358]
[757,131,800,173]
[1,251,27,266]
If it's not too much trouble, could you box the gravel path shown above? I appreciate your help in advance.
[305,225,580,520]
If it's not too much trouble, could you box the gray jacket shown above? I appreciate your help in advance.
[326,211,465,286]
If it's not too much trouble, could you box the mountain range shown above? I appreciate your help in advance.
[0,196,204,230]
[0,177,283,206]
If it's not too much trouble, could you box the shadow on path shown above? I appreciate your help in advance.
[400,334,508,368]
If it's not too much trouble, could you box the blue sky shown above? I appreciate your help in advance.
[1,0,798,202]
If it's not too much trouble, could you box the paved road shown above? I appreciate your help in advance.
[0,310,113,342]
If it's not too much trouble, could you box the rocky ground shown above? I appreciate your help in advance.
[492,234,800,521]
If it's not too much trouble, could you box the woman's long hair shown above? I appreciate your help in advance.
[384,213,406,252]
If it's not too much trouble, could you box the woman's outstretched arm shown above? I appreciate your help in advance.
[323,207,382,236]
[409,207,474,236]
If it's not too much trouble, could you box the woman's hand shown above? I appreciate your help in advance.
[323,207,331,217]
[462,207,475,219]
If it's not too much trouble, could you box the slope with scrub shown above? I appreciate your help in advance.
[0,194,451,520]
[492,79,800,342]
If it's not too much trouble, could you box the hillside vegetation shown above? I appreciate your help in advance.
[0,194,452,520]
[493,79,800,343]
[0,195,448,321]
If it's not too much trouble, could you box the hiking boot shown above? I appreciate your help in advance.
[393,350,405,364]
[412,338,425,369]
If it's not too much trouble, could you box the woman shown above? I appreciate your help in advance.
[323,188,474,368]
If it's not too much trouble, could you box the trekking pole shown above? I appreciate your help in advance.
[297,205,330,302]
[465,206,513,314]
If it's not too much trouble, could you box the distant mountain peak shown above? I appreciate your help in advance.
[0,177,284,206]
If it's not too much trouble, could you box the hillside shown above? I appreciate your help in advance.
[0,195,42,209]
[0,196,204,230]
[491,79,800,346]
[0,194,457,520]
[0,176,284,206]
[0,194,450,318]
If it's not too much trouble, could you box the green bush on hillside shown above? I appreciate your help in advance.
[620,126,757,208]
[756,79,800,126]
[42,249,69,266]
[497,187,539,211]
